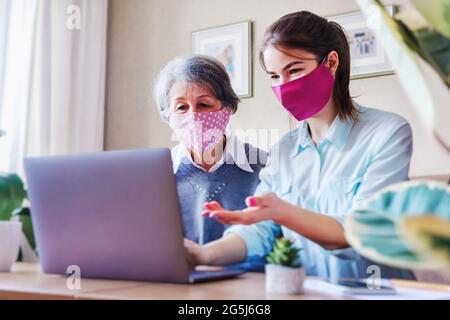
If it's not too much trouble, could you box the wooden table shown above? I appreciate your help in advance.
[0,263,345,300]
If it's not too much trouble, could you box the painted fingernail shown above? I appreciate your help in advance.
[211,215,219,221]
[248,197,255,207]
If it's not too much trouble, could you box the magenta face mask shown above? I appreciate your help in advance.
[169,109,230,155]
[271,63,334,121]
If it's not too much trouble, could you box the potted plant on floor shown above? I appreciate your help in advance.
[265,237,305,295]
[0,173,25,271]
[0,130,37,271]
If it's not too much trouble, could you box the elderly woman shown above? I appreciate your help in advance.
[154,55,267,254]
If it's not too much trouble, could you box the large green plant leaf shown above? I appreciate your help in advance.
[394,13,450,88]
[413,28,450,87]
[372,0,450,88]
[411,0,450,39]
[0,174,27,220]
[399,215,450,269]
[357,0,450,149]
[345,180,450,270]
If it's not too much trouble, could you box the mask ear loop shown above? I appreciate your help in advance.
[321,53,335,79]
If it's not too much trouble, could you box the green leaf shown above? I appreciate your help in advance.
[372,0,450,89]
[13,207,36,250]
[346,181,450,270]
[413,28,450,86]
[0,174,27,220]
[411,0,450,39]
[266,237,302,268]
[394,12,450,88]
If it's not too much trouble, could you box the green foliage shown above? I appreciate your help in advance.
[430,234,450,256]
[397,20,450,88]
[375,0,450,88]
[411,0,450,39]
[0,173,27,220]
[266,237,301,268]
[13,207,36,250]
[0,134,36,261]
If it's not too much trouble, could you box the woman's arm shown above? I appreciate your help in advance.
[203,193,348,250]
[276,203,348,250]
[184,233,247,266]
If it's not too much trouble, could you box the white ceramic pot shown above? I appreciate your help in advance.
[265,264,305,295]
[0,221,22,272]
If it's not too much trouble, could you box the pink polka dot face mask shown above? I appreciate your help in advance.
[169,108,230,155]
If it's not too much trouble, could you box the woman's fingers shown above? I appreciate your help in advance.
[245,192,276,208]
[204,193,279,222]
[183,238,196,249]
[183,238,196,267]
[202,210,211,217]
[203,201,223,210]
[208,207,267,225]
[202,201,224,217]
[245,196,259,207]
[183,238,204,268]
[208,210,245,224]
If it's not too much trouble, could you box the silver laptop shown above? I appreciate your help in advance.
[24,149,244,283]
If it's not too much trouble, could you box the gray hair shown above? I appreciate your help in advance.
[153,54,240,123]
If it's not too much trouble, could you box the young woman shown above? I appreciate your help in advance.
[184,11,415,280]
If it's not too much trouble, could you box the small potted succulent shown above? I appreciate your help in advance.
[265,237,305,295]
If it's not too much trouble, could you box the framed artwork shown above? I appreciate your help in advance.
[192,21,252,98]
[327,5,396,79]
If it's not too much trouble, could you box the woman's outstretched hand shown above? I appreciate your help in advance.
[203,194,349,250]
[202,192,288,225]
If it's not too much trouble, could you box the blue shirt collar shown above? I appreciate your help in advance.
[291,111,356,158]
[290,121,313,158]
[323,113,355,150]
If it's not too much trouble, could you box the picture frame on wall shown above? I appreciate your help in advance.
[192,21,252,98]
[327,5,396,79]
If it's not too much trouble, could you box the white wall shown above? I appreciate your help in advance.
[104,0,450,176]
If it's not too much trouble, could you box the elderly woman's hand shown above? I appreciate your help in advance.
[183,238,208,268]
[202,193,290,225]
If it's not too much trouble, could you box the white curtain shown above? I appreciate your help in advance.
[0,0,107,176]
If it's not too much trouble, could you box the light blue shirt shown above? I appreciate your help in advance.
[225,104,415,280]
